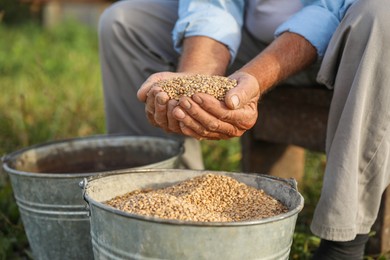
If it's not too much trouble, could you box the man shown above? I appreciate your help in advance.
[99,0,390,258]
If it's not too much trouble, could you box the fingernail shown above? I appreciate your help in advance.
[231,95,240,109]
[157,96,165,105]
[192,95,203,104]
[182,99,191,109]
[174,108,186,119]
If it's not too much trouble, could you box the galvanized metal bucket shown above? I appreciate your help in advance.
[81,169,304,260]
[2,135,183,260]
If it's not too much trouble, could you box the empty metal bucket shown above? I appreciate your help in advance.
[81,169,304,260]
[2,135,183,260]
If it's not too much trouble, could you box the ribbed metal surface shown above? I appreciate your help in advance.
[83,169,304,260]
[3,135,183,260]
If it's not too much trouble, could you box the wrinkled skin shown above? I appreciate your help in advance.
[137,32,317,141]
[137,71,260,140]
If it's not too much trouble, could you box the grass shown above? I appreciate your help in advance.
[0,21,104,260]
[0,21,388,260]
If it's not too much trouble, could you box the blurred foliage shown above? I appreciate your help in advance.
[0,21,103,259]
[291,152,326,259]
[0,0,41,25]
[0,0,121,26]
[0,21,103,154]
[0,175,31,260]
[201,138,242,172]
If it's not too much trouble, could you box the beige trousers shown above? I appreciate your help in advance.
[98,0,390,241]
[311,0,390,241]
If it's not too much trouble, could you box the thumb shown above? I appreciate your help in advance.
[225,72,260,109]
[137,71,177,102]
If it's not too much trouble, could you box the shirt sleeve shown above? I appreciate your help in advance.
[172,0,245,62]
[275,0,357,58]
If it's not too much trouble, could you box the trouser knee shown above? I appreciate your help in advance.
[98,1,146,47]
[345,0,390,41]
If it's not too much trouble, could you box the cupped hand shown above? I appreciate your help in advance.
[173,71,261,140]
[137,71,191,134]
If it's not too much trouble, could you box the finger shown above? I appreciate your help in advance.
[138,76,159,102]
[175,98,242,138]
[145,87,167,126]
[137,72,177,102]
[166,99,182,133]
[145,87,162,112]
[145,88,160,126]
[225,72,260,109]
[179,120,230,140]
[146,109,158,127]
[178,122,205,140]
[192,93,258,130]
[153,91,170,129]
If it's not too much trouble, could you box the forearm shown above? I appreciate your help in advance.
[238,32,317,94]
[177,36,231,76]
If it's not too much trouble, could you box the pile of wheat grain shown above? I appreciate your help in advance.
[156,74,237,101]
[105,173,288,222]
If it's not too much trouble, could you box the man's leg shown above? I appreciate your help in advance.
[311,0,390,258]
[98,0,203,169]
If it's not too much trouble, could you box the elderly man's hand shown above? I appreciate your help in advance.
[137,71,190,134]
[172,71,261,140]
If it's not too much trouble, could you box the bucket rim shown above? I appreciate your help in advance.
[2,134,184,178]
[82,168,304,227]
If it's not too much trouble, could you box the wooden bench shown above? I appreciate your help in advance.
[241,85,390,255]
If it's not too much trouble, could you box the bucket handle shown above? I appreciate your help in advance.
[79,178,91,216]
[285,178,298,191]
[262,174,299,191]
[1,155,9,164]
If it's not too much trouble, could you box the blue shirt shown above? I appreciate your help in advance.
[172,0,356,61]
